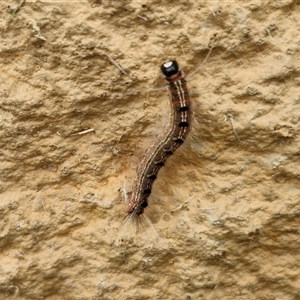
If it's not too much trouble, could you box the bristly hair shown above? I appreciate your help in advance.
[119,180,160,240]
[125,58,192,229]
[118,214,160,244]
[120,37,216,236]
[123,213,153,232]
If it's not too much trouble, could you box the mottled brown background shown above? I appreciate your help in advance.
[1,0,300,299]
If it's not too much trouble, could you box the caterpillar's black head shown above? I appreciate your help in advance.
[161,60,179,78]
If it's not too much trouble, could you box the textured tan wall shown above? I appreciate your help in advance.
[1,0,300,299]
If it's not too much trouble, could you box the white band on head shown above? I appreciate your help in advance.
[163,61,173,68]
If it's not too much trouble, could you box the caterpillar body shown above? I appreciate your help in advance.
[126,60,191,219]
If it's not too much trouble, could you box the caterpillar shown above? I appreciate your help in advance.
[125,60,191,221]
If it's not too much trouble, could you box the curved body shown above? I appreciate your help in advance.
[127,60,191,217]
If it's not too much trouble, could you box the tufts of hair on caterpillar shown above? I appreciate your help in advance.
[119,40,217,237]
[120,59,191,237]
[119,180,160,239]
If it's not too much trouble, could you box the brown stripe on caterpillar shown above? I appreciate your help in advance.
[125,60,191,221]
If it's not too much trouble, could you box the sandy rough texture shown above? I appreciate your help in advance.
[1,0,300,299]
